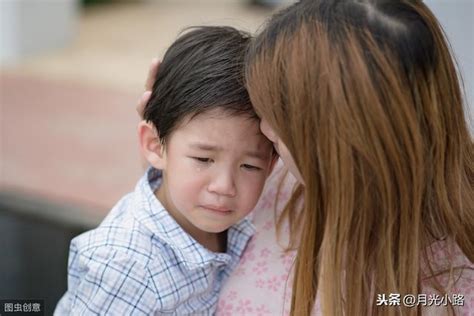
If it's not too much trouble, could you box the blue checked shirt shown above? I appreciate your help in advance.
[54,168,255,315]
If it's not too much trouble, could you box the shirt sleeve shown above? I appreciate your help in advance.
[55,244,159,315]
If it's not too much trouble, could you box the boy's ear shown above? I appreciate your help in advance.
[137,120,166,170]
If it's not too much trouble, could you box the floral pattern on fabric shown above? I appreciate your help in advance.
[217,160,473,316]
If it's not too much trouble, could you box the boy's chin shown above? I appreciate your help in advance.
[196,223,230,234]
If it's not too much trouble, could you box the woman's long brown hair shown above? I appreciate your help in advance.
[246,0,474,315]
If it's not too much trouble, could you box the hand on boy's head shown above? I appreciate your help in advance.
[137,91,152,118]
[145,58,160,90]
[136,58,160,118]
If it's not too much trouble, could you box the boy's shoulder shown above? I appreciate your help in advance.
[71,168,163,257]
[68,166,214,274]
[63,188,217,313]
[71,191,161,266]
[58,185,189,314]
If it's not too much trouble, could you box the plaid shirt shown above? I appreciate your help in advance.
[55,168,255,315]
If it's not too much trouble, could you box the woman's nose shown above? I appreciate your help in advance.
[207,170,237,197]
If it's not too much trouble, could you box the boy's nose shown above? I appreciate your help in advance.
[207,170,237,197]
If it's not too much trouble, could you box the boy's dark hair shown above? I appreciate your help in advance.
[143,26,256,143]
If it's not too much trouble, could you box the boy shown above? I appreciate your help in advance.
[54,26,275,315]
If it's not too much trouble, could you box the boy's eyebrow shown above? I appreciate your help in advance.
[189,142,223,152]
[189,142,269,161]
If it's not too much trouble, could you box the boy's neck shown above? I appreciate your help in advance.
[200,231,227,253]
[155,184,227,253]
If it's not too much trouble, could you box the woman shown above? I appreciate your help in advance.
[139,0,474,314]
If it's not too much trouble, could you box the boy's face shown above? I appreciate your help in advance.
[156,109,275,234]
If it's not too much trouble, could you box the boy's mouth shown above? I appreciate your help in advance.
[200,205,232,213]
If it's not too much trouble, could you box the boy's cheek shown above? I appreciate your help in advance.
[171,174,200,195]
[241,177,268,210]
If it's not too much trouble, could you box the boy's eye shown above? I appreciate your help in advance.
[242,164,262,171]
[192,157,211,163]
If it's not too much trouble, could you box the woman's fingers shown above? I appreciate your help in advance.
[145,58,160,90]
[137,90,152,117]
[137,58,160,118]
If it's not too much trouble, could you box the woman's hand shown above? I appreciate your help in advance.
[136,58,160,118]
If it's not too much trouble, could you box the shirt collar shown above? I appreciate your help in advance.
[133,167,255,270]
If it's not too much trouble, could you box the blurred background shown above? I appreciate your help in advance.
[0,0,472,314]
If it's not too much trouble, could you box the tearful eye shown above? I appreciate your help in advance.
[192,157,211,163]
[242,164,262,171]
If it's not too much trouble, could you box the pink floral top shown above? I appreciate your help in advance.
[217,160,474,316]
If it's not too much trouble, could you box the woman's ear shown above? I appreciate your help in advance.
[137,120,166,170]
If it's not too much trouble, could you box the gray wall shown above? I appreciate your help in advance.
[0,0,78,64]
[425,0,474,134]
